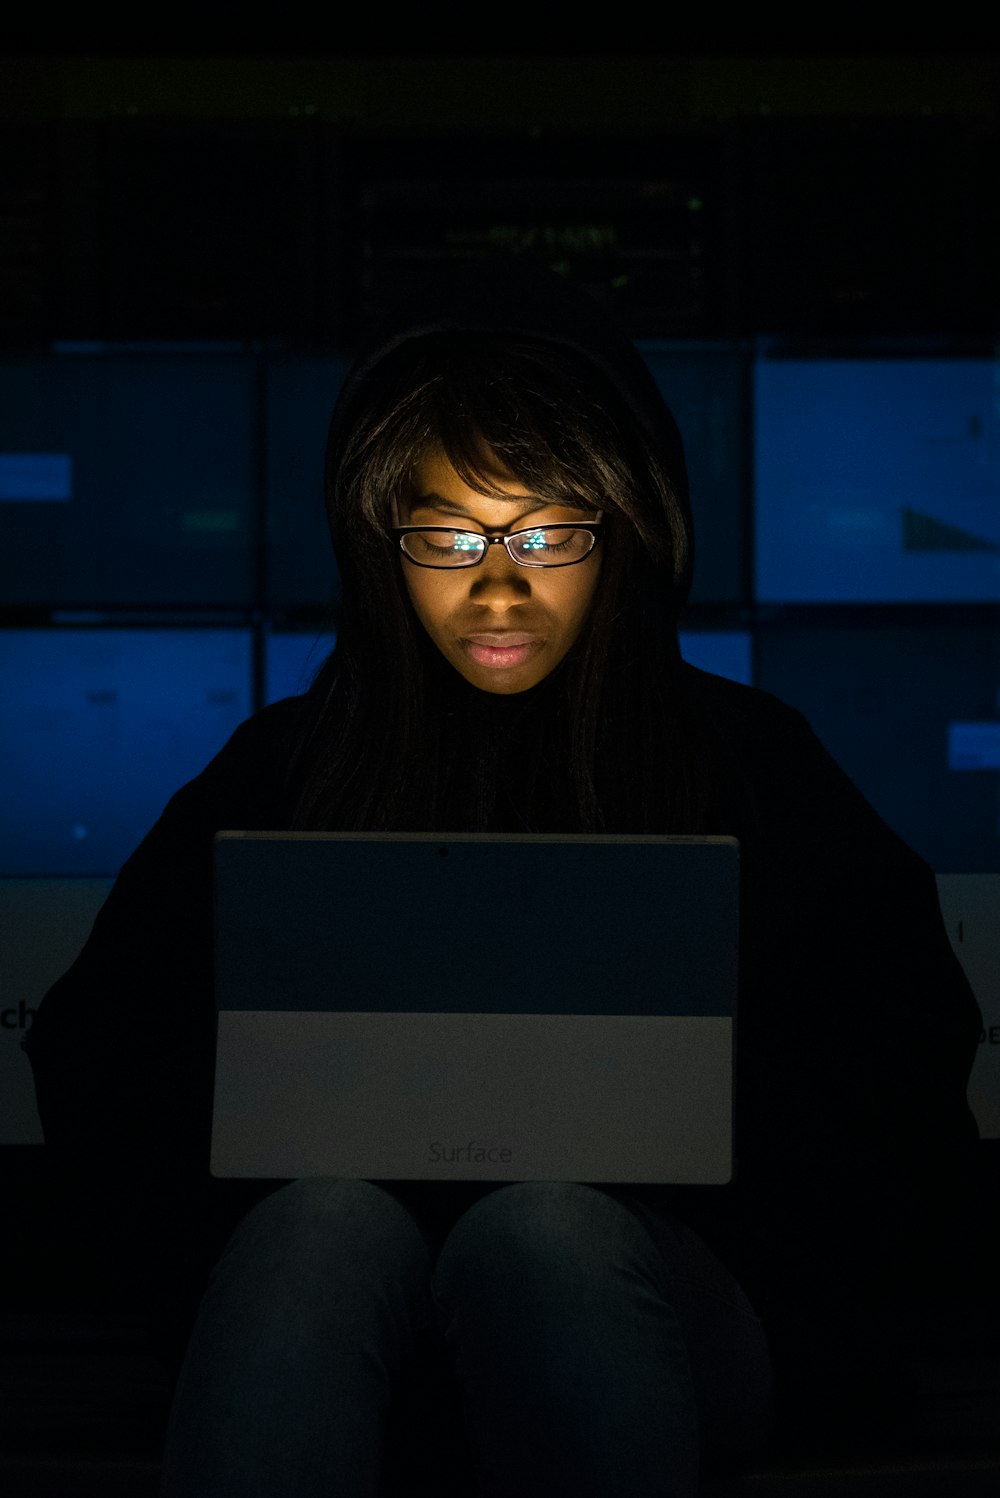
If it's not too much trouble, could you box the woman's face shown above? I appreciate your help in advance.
[397,447,603,695]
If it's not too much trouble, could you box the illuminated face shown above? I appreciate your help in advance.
[397,448,603,695]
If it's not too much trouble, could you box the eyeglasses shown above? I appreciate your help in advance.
[392,521,603,570]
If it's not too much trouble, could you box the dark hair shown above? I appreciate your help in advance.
[288,327,722,834]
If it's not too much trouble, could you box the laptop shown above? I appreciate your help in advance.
[210,831,740,1185]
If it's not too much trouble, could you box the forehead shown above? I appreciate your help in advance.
[410,446,530,500]
[400,453,537,528]
[401,447,595,526]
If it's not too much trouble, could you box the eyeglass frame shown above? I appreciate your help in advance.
[390,517,604,570]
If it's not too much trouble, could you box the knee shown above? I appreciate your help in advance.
[216,1177,431,1289]
[434,1181,657,1307]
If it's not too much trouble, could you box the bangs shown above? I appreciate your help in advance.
[428,400,610,515]
[424,336,638,516]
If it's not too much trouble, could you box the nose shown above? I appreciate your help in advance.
[467,544,532,607]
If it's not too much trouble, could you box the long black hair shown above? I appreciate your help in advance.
[288,272,725,834]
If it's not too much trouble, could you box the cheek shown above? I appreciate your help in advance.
[549,564,601,635]
[401,569,455,635]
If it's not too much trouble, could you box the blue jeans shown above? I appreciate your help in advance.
[160,1179,772,1497]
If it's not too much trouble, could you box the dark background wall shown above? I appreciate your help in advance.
[1,39,998,876]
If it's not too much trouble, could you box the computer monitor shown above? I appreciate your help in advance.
[0,351,258,607]
[754,617,1000,873]
[638,341,750,606]
[263,354,351,610]
[753,355,999,604]
[0,627,253,875]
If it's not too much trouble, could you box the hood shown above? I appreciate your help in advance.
[323,254,691,519]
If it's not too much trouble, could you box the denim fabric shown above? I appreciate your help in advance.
[160,1178,772,1498]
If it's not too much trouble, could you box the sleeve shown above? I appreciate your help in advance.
[682,683,988,1426]
[718,689,982,1312]
[734,696,983,1269]
[22,698,302,1292]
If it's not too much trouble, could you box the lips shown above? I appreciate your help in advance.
[463,632,538,647]
[460,632,544,669]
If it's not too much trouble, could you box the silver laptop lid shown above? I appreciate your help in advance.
[211,832,740,1184]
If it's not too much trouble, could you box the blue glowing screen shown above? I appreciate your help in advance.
[264,631,336,705]
[0,629,253,875]
[263,355,351,608]
[637,342,749,606]
[753,357,1000,602]
[755,619,1000,872]
[0,353,258,607]
[679,630,752,686]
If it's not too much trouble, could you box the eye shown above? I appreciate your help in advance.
[508,527,595,562]
[400,529,488,566]
[417,530,481,555]
[416,531,458,553]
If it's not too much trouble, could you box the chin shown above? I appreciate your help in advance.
[473,674,540,695]
[454,658,553,695]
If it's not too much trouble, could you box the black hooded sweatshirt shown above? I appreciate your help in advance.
[23,258,986,1435]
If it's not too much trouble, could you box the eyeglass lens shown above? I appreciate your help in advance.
[400,526,595,568]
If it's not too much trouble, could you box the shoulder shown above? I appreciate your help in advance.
[682,662,820,758]
[215,693,307,768]
[106,693,313,882]
[160,693,310,818]
[56,694,314,958]
[681,663,931,871]
[208,692,309,765]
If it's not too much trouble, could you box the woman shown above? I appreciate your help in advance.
[25,257,985,1498]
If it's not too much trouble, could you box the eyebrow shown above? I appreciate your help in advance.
[409,491,554,521]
